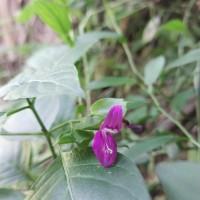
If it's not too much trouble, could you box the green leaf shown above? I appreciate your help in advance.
[160,19,187,33]
[33,0,73,45]
[67,31,119,64]
[26,148,151,200]
[167,48,200,68]
[88,76,136,90]
[171,88,193,114]
[73,130,94,149]
[156,162,200,200]
[124,135,174,161]
[91,98,127,116]
[53,116,102,148]
[0,189,25,200]
[51,116,102,136]
[144,56,165,87]
[126,95,147,110]
[0,31,118,101]
[74,116,102,130]
[16,4,35,23]
[126,107,148,123]
[57,129,94,150]
[0,49,85,100]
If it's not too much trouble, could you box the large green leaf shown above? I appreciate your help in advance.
[156,162,200,200]
[124,135,174,161]
[91,98,127,116]
[26,148,151,200]
[0,61,85,100]
[144,56,165,87]
[0,189,25,200]
[167,48,200,68]
[34,0,73,45]
[88,76,136,90]
[0,31,118,100]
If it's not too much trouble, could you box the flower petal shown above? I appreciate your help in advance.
[92,130,117,167]
[100,105,123,132]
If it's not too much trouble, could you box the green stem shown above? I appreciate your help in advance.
[105,4,143,81]
[149,92,200,148]
[83,55,91,114]
[106,5,200,148]
[33,156,52,167]
[26,99,57,159]
[0,132,43,136]
[194,64,200,160]
[50,119,80,133]
[7,106,30,116]
[79,20,91,114]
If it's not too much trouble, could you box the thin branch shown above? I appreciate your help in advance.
[26,98,57,159]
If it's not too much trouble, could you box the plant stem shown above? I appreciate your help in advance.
[105,4,143,81]
[149,91,200,148]
[194,64,200,160]
[26,99,57,159]
[79,23,91,114]
[50,119,80,132]
[83,55,91,114]
[7,106,30,116]
[0,132,43,136]
[106,5,200,148]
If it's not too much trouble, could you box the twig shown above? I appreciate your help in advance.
[26,99,57,159]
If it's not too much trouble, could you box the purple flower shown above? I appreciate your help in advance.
[92,105,123,167]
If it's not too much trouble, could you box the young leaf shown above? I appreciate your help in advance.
[25,148,151,200]
[88,76,136,90]
[91,98,127,116]
[53,116,102,148]
[72,130,94,149]
[167,48,200,69]
[156,162,200,200]
[16,3,35,23]
[33,0,73,45]
[56,129,94,150]
[144,56,165,87]
[160,19,187,34]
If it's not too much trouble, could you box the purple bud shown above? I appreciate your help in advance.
[100,105,123,132]
[127,124,143,133]
[92,130,117,168]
